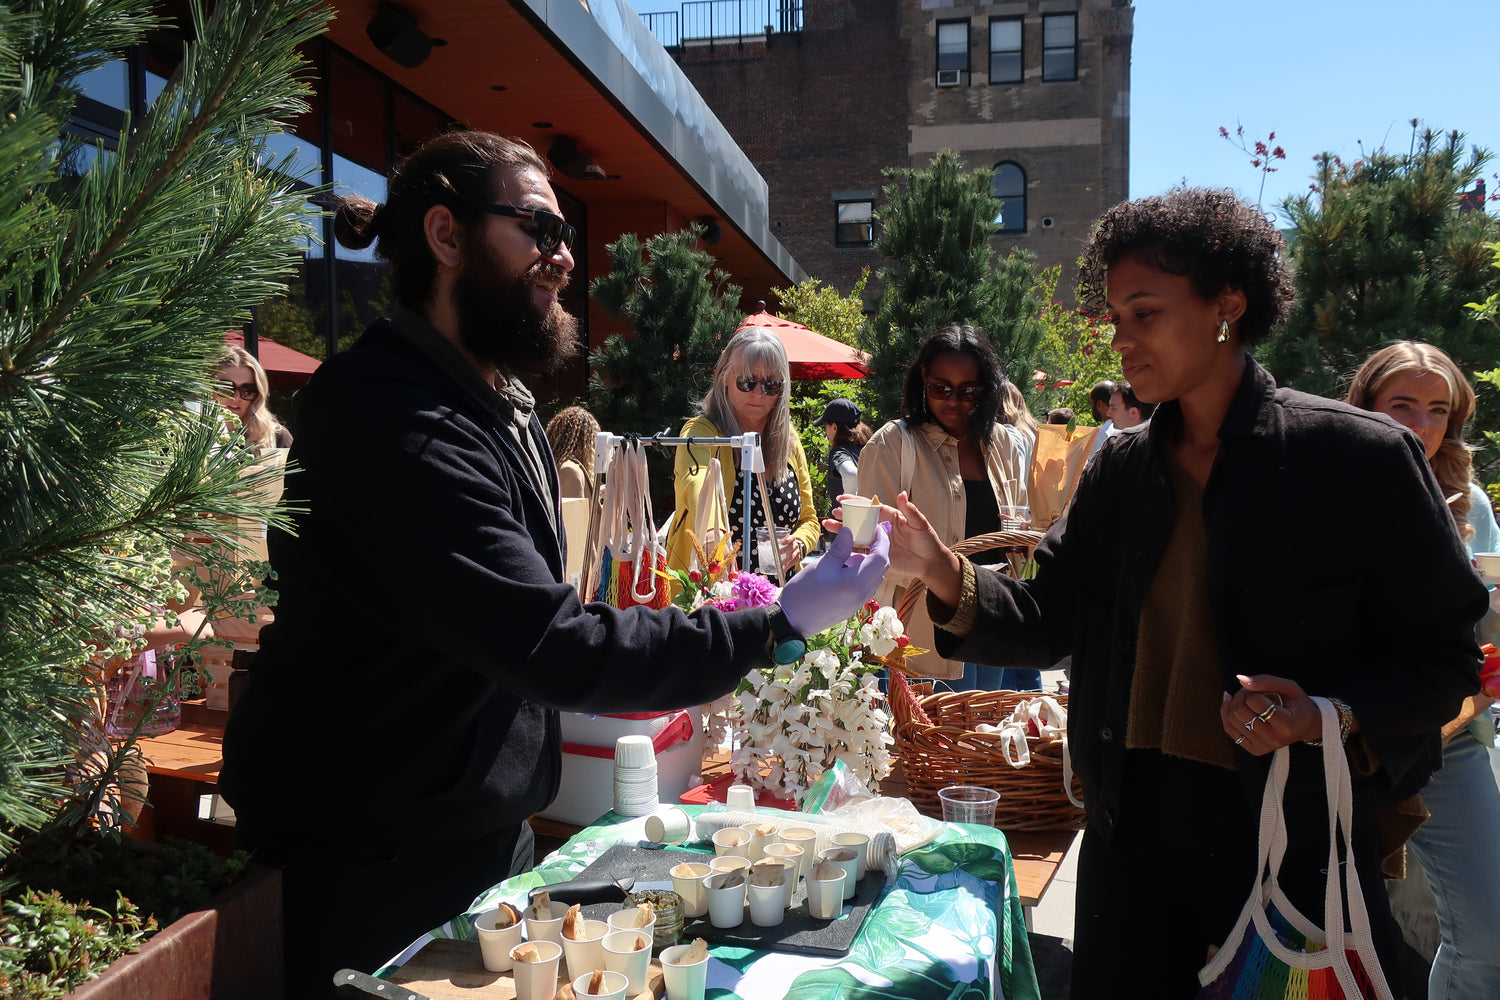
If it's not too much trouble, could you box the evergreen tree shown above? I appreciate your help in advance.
[1265,126,1500,401]
[858,150,1051,424]
[588,226,745,438]
[0,0,326,853]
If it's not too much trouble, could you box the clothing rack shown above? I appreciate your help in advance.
[585,430,785,595]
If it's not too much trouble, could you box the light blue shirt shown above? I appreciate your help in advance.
[1467,481,1499,559]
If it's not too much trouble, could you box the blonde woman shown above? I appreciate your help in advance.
[545,405,600,504]
[215,345,291,454]
[666,328,820,578]
[1347,341,1500,1000]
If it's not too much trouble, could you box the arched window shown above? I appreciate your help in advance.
[991,162,1026,232]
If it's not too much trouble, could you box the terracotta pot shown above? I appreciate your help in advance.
[69,863,282,1000]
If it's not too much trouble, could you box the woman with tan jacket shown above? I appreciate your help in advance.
[858,326,1029,689]
[666,328,821,580]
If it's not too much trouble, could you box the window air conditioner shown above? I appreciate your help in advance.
[936,69,962,87]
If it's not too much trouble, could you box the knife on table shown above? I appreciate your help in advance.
[334,968,432,1000]
[528,876,673,907]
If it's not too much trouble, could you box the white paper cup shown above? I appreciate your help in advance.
[559,917,608,983]
[740,822,777,863]
[509,939,562,1000]
[776,827,820,876]
[707,855,748,876]
[474,907,525,972]
[804,865,846,920]
[819,848,859,900]
[1476,552,1500,578]
[747,875,788,927]
[725,784,756,809]
[755,856,798,909]
[523,899,569,945]
[712,827,750,858]
[607,907,656,945]
[670,861,712,918]
[660,943,710,1000]
[572,968,628,1000]
[602,931,652,995]
[644,805,692,845]
[614,734,656,767]
[832,832,870,881]
[702,872,746,929]
[840,496,881,549]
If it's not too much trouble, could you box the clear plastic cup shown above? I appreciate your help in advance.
[938,785,1001,825]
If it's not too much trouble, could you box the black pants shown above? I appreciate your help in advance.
[240,820,534,1000]
[1070,749,1403,1000]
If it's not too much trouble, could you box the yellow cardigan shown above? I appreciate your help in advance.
[665,414,821,575]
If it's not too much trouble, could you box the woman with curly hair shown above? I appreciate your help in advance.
[1347,342,1500,1000]
[867,189,1487,997]
[215,345,291,454]
[545,405,600,504]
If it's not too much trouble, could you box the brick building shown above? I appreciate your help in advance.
[655,0,1134,303]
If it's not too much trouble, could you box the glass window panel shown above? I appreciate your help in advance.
[991,165,1025,231]
[263,130,324,187]
[144,70,168,110]
[74,59,129,110]
[394,92,448,159]
[1043,14,1076,48]
[990,20,1021,52]
[329,51,387,170]
[331,153,387,264]
[836,201,874,246]
[937,22,969,73]
[256,229,331,361]
[1043,49,1076,81]
[990,52,1022,84]
[837,202,872,224]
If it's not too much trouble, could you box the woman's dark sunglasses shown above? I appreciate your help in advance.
[216,380,259,401]
[926,381,984,402]
[734,375,785,397]
[479,204,576,255]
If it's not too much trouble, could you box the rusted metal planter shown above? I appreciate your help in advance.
[70,863,282,1000]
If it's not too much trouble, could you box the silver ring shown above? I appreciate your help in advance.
[1234,735,1246,745]
[1256,704,1278,723]
[1243,717,1257,732]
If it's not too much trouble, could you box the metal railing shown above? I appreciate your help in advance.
[640,1,803,48]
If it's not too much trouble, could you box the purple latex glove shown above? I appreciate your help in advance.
[779,522,891,637]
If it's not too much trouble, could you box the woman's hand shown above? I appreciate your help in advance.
[1221,673,1325,755]
[823,491,959,598]
[778,535,805,574]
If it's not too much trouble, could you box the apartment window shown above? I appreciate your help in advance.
[991,163,1026,233]
[1042,13,1077,81]
[989,18,1022,85]
[835,199,874,247]
[936,20,970,77]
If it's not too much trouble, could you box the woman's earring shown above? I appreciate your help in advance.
[1217,320,1230,344]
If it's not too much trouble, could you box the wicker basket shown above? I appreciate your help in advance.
[890,529,1086,832]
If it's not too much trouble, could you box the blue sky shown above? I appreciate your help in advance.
[1130,0,1497,217]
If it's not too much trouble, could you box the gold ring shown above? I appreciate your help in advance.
[1233,735,1246,746]
[1256,704,1278,723]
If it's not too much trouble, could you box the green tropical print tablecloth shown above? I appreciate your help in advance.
[382,807,1042,1000]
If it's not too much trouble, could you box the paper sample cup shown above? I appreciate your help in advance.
[831,832,870,881]
[759,849,801,907]
[747,873,788,927]
[740,821,777,863]
[644,805,692,845]
[703,872,746,929]
[572,968,628,1000]
[607,906,656,944]
[671,861,712,918]
[725,783,756,809]
[559,917,608,983]
[804,865,846,920]
[509,939,562,1000]
[660,943,710,1000]
[707,855,748,877]
[712,827,751,858]
[603,930,652,993]
[819,847,859,900]
[523,899,569,945]
[474,906,524,972]
[776,827,820,876]
[840,496,881,550]
[938,785,1001,826]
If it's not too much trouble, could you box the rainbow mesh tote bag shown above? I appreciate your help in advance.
[1196,697,1395,1000]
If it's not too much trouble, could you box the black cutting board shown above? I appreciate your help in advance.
[574,844,883,958]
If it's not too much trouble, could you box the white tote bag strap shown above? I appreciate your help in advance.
[690,455,728,570]
[626,441,661,604]
[898,418,915,496]
[582,439,621,600]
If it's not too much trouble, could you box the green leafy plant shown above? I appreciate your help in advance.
[0,889,156,999]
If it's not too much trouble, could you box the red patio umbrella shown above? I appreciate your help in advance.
[739,302,868,380]
[225,330,321,389]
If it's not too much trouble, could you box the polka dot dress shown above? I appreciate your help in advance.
[728,469,802,574]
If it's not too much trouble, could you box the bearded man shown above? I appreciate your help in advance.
[221,132,886,997]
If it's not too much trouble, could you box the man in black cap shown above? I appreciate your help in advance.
[817,397,871,515]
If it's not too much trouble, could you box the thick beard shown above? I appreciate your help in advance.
[454,244,580,376]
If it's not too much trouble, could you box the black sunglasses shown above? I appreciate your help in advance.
[926,381,984,402]
[478,204,576,255]
[216,380,259,401]
[734,375,785,397]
